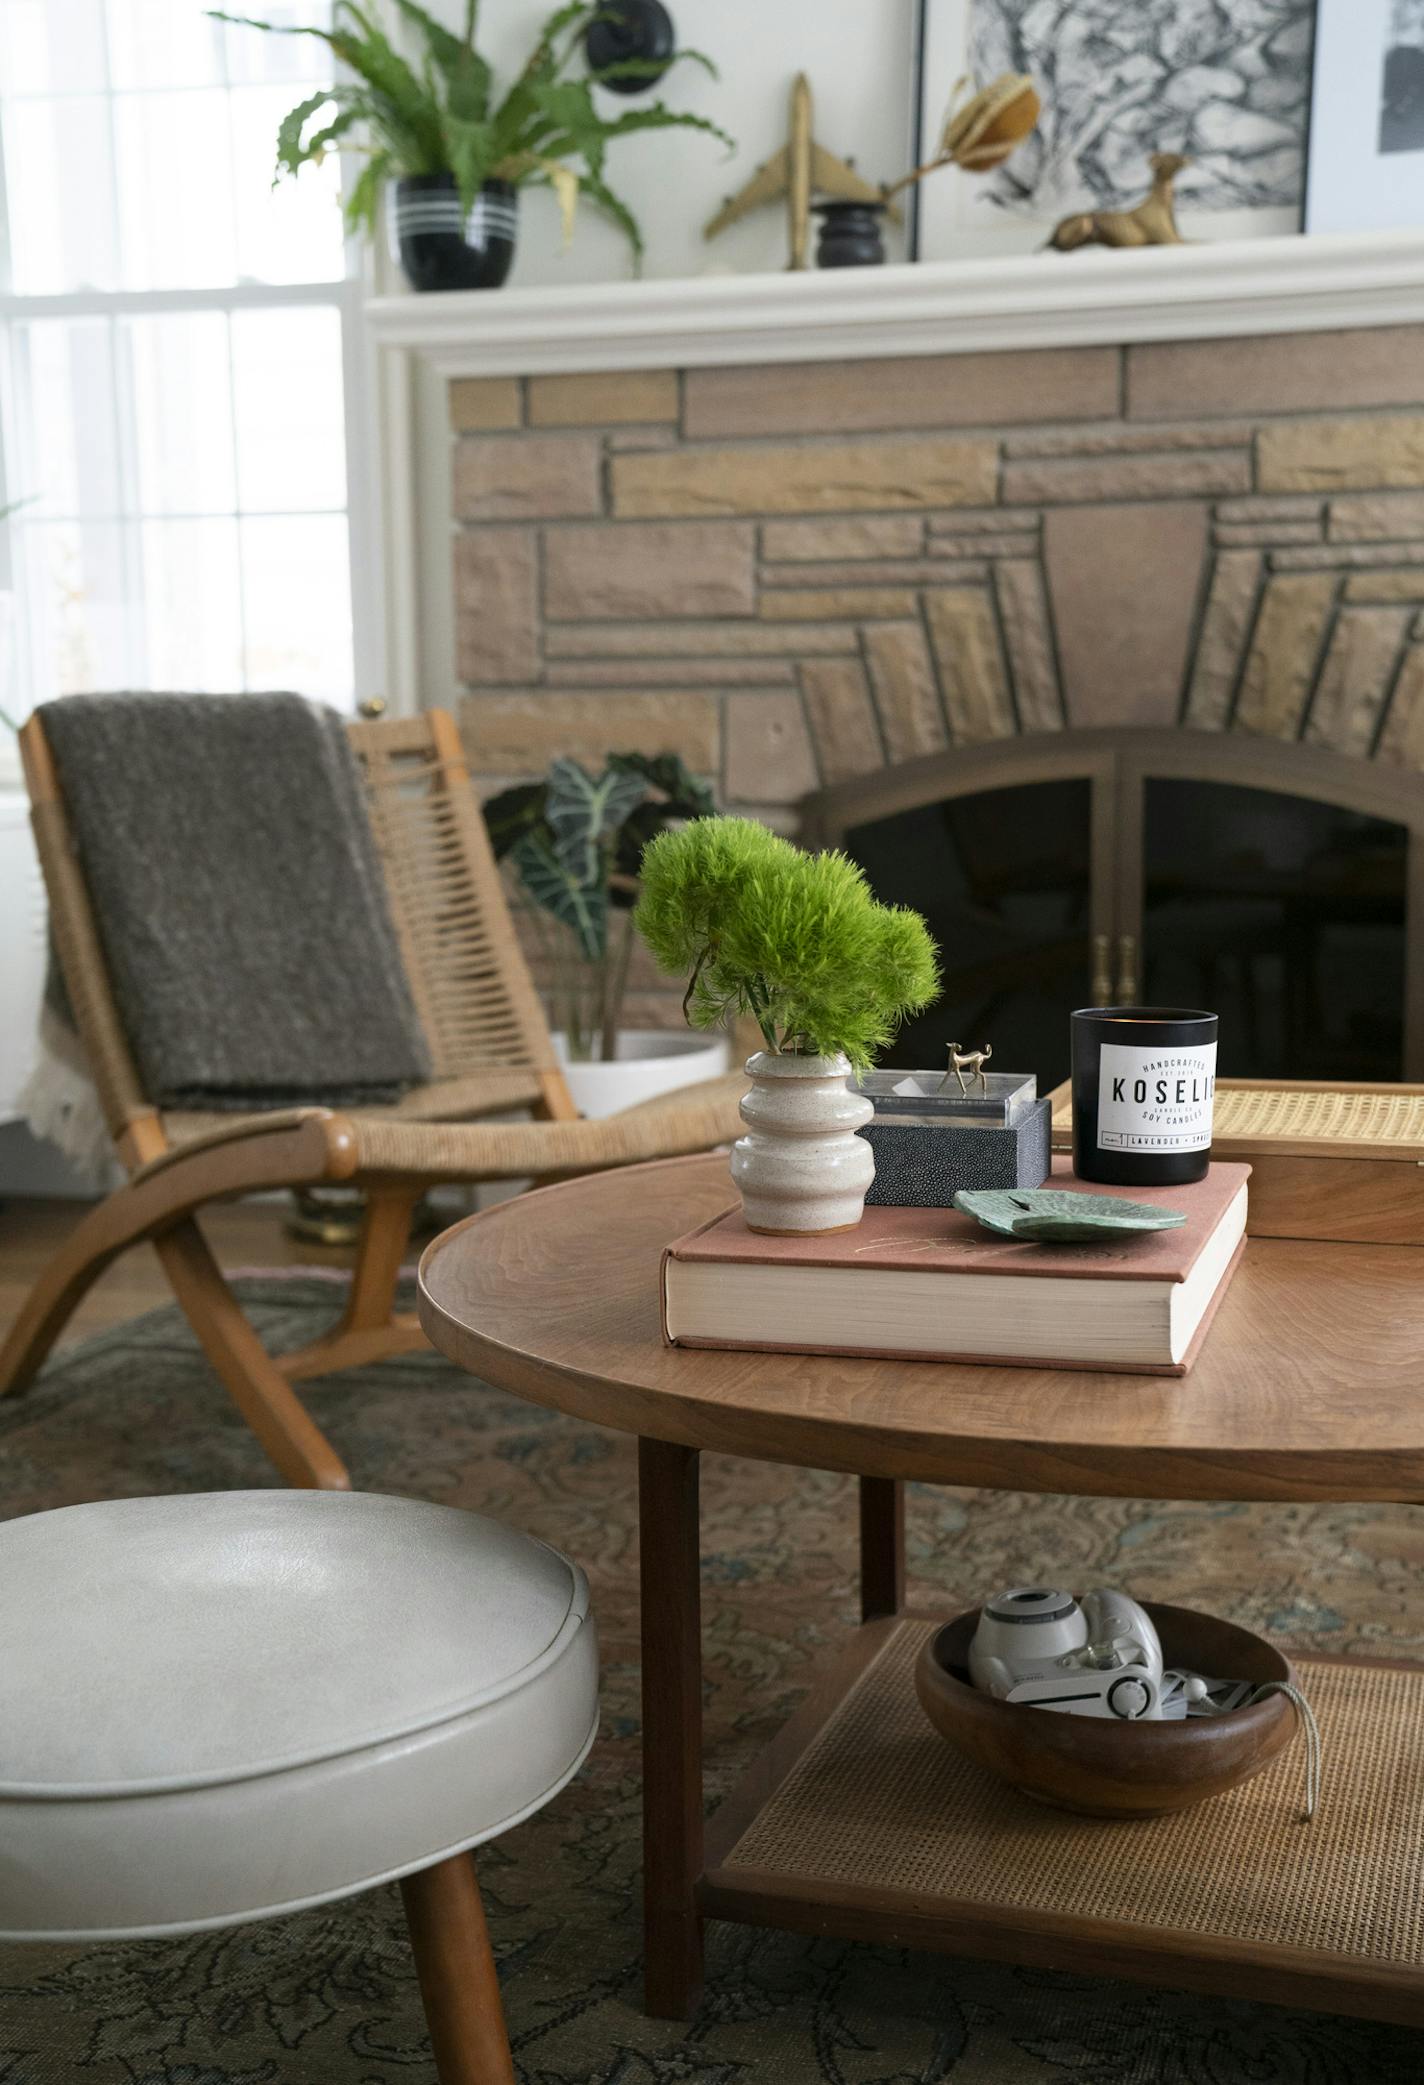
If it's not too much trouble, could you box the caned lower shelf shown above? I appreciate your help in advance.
[701,1617,1424,2028]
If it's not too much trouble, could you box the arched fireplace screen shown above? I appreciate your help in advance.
[801,729,1424,1086]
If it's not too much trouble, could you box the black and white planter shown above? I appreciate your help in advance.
[390,174,518,293]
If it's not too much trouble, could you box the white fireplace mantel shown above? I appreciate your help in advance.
[366,227,1424,378]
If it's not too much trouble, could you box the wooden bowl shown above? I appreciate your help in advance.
[915,1603,1295,1819]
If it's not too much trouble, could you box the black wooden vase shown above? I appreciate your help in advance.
[813,199,887,268]
[391,174,518,293]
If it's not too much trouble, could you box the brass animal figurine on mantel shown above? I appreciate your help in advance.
[704,72,899,271]
[942,1043,993,1096]
[1049,151,1188,251]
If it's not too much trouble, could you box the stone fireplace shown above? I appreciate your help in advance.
[366,241,1424,1060]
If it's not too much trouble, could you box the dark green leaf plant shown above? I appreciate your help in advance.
[635,817,941,1071]
[485,750,715,1060]
[212,1,734,269]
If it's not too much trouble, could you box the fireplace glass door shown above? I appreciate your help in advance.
[1136,777,1408,1081]
[825,731,1423,1087]
[845,777,1095,1081]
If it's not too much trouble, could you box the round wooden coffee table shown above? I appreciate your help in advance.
[419,1152,1424,2030]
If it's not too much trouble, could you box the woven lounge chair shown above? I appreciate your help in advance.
[2,706,744,1490]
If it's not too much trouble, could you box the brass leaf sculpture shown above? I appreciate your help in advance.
[883,73,1040,200]
[1049,151,1189,251]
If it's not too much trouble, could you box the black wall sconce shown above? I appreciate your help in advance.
[583,0,675,94]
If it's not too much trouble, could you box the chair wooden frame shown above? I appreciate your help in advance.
[1,706,743,1491]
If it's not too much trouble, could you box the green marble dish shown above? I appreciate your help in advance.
[952,1186,1188,1243]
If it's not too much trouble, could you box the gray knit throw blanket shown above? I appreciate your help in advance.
[40,692,432,1111]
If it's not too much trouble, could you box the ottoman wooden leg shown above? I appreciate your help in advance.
[401,1853,516,2085]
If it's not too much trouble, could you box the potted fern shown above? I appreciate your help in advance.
[636,818,940,1232]
[485,751,728,1117]
[215,1,732,290]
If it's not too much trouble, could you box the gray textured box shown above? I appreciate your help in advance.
[861,1095,1052,1209]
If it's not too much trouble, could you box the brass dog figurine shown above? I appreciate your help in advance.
[1049,151,1187,251]
[943,1042,993,1096]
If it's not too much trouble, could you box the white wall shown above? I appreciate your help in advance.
[425,0,920,283]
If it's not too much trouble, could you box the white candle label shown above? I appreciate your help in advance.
[1096,1042,1217,1154]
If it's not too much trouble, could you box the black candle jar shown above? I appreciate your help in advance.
[1071,1007,1218,1186]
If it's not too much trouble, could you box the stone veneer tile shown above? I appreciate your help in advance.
[1002,449,1251,505]
[543,520,754,620]
[1128,326,1424,420]
[547,657,795,686]
[611,437,998,517]
[1270,542,1424,569]
[1044,502,1207,730]
[798,659,883,780]
[1183,551,1262,728]
[1002,420,1247,458]
[1216,495,1324,522]
[1376,648,1424,767]
[1213,520,1322,547]
[930,532,1038,560]
[527,369,678,426]
[454,528,538,684]
[1234,572,1336,737]
[1304,606,1411,756]
[1343,570,1424,603]
[544,621,858,657]
[761,587,921,621]
[1258,416,1424,493]
[993,561,1064,730]
[450,378,522,431]
[458,691,718,772]
[724,691,818,801]
[682,348,1118,439]
[923,590,1015,741]
[453,434,601,519]
[928,508,1040,533]
[1329,492,1424,540]
[863,617,950,767]
[863,621,948,760]
[761,517,923,561]
[762,560,933,586]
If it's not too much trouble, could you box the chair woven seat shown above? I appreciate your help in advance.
[161,1066,550,1149]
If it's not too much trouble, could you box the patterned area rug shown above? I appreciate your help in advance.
[0,1273,1420,2085]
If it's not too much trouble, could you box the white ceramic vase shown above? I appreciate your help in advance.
[730,1050,875,1234]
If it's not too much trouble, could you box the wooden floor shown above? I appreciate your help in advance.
[0,1196,357,1349]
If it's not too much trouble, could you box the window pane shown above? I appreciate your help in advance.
[232,305,344,512]
[139,518,244,689]
[231,83,345,284]
[0,0,108,95]
[241,514,351,697]
[17,318,122,519]
[125,313,237,515]
[3,97,119,292]
[21,520,133,697]
[112,88,235,288]
[105,0,224,90]
[221,1,333,87]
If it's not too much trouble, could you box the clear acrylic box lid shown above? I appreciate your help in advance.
[853,1069,1038,1129]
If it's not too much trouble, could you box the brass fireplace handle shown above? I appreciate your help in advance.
[1091,934,1112,1005]
[1115,934,1139,1005]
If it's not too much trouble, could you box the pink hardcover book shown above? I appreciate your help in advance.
[661,1157,1251,1376]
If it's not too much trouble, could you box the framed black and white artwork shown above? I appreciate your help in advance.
[912,0,1315,264]
[1306,0,1424,231]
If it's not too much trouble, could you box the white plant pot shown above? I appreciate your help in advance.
[730,1050,875,1235]
[553,1029,731,1120]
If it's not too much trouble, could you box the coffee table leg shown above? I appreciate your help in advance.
[859,1475,905,1622]
[638,1435,704,2019]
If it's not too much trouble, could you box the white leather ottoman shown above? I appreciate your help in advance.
[0,1489,599,2083]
